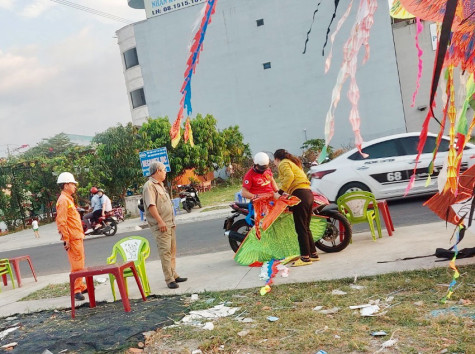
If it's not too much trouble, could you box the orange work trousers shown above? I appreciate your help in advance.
[68,239,87,294]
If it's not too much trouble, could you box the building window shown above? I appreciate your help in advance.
[130,88,146,108]
[263,62,271,70]
[123,48,139,69]
[256,19,264,26]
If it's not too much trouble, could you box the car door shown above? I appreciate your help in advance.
[400,136,451,194]
[347,137,411,198]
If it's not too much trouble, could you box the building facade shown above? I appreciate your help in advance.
[118,0,437,154]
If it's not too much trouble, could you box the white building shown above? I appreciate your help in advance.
[118,0,439,154]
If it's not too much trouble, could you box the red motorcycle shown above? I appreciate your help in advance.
[223,191,352,253]
[77,208,118,237]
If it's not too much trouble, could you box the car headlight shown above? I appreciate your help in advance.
[311,169,336,179]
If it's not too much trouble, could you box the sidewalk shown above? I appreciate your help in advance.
[0,204,231,252]
[1,212,474,318]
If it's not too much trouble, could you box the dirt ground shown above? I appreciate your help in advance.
[0,295,186,353]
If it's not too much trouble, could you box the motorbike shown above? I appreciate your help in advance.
[111,206,125,223]
[77,208,118,236]
[177,184,202,213]
[223,191,352,253]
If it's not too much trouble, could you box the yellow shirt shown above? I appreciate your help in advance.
[278,159,310,194]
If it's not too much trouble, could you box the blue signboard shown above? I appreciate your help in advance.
[139,147,171,176]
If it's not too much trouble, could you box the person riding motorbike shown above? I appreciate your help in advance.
[95,189,112,227]
[241,152,279,200]
[84,187,101,235]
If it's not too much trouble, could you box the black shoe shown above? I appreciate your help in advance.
[175,277,187,283]
[167,282,179,289]
[75,293,85,301]
[81,289,88,294]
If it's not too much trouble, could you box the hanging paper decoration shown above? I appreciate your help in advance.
[321,0,341,56]
[440,225,462,303]
[184,117,195,146]
[324,0,353,74]
[170,0,218,147]
[259,259,281,296]
[411,18,424,107]
[319,0,378,163]
[402,0,461,194]
[302,1,323,54]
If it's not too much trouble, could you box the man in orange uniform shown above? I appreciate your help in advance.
[55,172,87,301]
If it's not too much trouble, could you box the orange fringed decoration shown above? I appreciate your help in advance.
[170,106,183,148]
[183,117,194,147]
[444,66,459,194]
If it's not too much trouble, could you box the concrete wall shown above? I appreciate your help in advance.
[125,194,141,218]
[119,0,407,154]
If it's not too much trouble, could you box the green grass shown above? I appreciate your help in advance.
[145,265,475,353]
[198,181,242,207]
[20,281,100,301]
[20,283,71,301]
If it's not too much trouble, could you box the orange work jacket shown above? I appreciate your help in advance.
[56,191,84,242]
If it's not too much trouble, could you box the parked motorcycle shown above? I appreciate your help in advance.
[223,192,351,253]
[177,184,202,213]
[77,208,118,236]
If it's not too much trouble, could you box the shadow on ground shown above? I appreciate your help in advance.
[1,295,186,353]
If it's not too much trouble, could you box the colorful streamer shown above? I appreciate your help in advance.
[440,225,462,303]
[319,0,378,163]
[411,18,424,107]
[170,0,218,147]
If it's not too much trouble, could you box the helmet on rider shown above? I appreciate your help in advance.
[90,187,98,194]
[57,172,78,184]
[253,152,270,173]
[97,188,104,194]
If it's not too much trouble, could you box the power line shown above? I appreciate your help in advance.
[49,0,134,24]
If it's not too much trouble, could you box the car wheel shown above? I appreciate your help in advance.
[336,182,371,200]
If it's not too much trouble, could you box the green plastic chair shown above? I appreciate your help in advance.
[337,191,382,241]
[107,236,151,300]
[0,259,15,292]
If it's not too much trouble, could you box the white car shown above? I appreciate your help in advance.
[309,132,475,201]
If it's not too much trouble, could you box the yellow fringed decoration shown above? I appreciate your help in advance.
[444,66,458,194]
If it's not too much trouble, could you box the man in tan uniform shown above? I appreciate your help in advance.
[143,161,187,289]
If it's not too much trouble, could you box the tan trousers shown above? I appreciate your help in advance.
[153,226,179,284]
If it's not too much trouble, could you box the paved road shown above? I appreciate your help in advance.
[1,196,439,277]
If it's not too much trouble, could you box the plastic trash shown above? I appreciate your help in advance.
[267,316,279,322]
[237,330,250,337]
[203,322,214,330]
[371,331,388,336]
[360,305,380,316]
[331,289,347,295]
[312,306,323,311]
[319,307,340,314]
[190,294,199,302]
[315,350,328,354]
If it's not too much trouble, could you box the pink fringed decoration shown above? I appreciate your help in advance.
[325,0,353,74]
[411,18,424,107]
[322,0,377,157]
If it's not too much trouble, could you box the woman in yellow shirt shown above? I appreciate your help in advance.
[274,149,319,266]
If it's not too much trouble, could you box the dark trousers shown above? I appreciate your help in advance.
[92,209,103,224]
[291,189,317,257]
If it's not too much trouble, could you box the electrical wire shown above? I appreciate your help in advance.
[49,0,134,24]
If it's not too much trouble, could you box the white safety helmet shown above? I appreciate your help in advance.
[253,152,270,172]
[57,172,78,184]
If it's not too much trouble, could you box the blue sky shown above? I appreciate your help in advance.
[0,0,145,156]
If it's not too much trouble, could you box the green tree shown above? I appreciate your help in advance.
[93,122,144,202]
[220,125,251,165]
